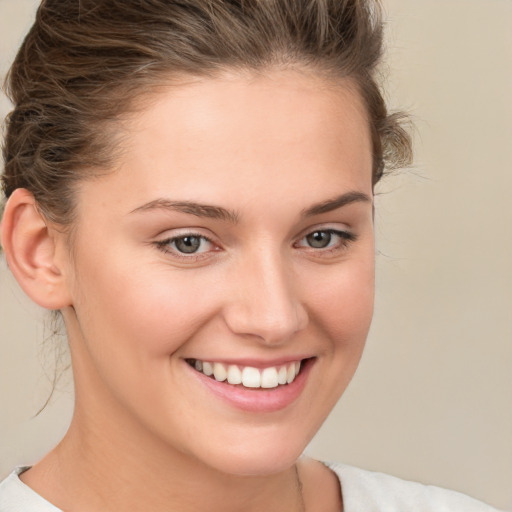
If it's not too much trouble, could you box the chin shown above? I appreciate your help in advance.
[187,426,313,477]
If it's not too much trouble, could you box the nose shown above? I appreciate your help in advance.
[222,249,309,345]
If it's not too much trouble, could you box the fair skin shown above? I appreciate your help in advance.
[2,69,374,511]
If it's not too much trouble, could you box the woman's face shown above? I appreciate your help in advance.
[62,70,375,476]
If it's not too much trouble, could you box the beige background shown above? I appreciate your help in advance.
[1,0,511,509]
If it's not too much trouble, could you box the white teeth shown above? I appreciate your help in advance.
[261,367,279,388]
[202,361,213,376]
[286,363,295,384]
[242,367,261,388]
[191,359,304,389]
[213,362,227,382]
[227,365,242,385]
[277,366,288,385]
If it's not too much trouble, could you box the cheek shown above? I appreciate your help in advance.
[68,251,225,424]
[303,255,374,410]
[306,254,375,346]
[70,240,221,366]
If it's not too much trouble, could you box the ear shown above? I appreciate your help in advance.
[1,188,72,310]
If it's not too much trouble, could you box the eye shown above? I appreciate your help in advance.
[296,229,356,251]
[156,234,215,256]
[305,231,334,248]
[173,235,206,254]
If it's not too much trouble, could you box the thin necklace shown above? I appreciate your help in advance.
[294,463,306,512]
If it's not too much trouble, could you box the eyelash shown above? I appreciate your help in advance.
[155,228,357,260]
[294,229,357,254]
[154,233,216,260]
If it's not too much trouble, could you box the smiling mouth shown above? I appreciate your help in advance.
[186,358,312,389]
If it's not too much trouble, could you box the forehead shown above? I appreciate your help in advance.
[77,70,373,216]
[128,69,371,158]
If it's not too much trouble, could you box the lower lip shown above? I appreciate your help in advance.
[187,359,314,413]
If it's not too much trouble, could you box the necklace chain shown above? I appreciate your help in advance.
[294,463,306,512]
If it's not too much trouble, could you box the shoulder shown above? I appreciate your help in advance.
[0,468,61,512]
[326,462,503,512]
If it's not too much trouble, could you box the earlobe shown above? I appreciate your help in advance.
[1,188,72,310]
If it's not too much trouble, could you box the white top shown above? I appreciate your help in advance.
[0,468,59,512]
[327,462,501,511]
[0,463,502,511]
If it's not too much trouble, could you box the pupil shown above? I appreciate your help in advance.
[307,231,331,248]
[176,236,201,253]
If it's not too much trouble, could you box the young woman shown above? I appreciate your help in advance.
[0,1,502,511]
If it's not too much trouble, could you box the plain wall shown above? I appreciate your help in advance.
[1,1,511,509]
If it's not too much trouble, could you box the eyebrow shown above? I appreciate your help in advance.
[130,191,371,223]
[130,199,240,223]
[301,191,371,217]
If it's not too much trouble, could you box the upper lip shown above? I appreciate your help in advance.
[184,355,314,369]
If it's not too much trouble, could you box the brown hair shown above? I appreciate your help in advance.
[1,0,411,226]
